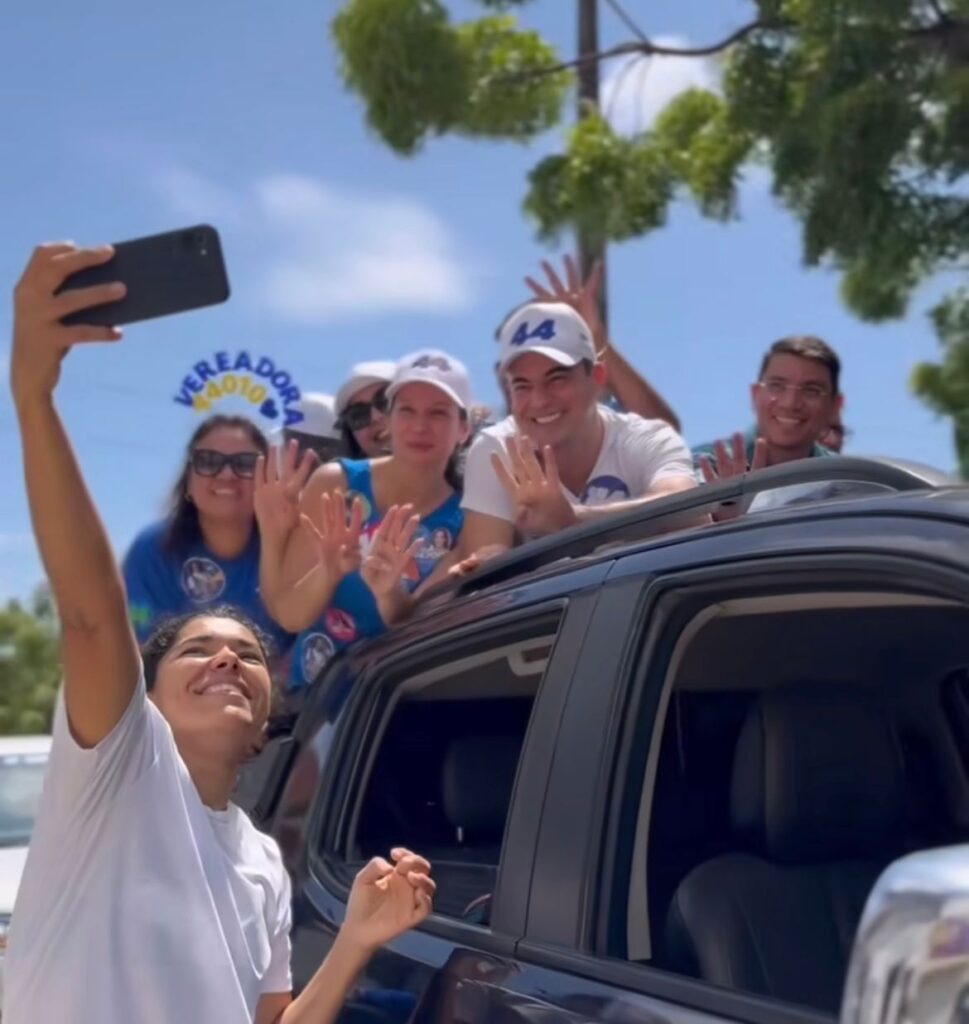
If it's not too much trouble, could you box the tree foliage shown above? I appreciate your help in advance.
[332,0,969,470]
[0,589,60,737]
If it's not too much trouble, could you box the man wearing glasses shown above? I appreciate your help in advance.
[692,335,843,482]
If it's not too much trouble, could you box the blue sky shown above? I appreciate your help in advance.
[0,0,957,600]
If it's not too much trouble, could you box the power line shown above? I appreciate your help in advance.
[603,0,649,43]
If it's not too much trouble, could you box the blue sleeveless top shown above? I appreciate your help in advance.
[290,459,464,689]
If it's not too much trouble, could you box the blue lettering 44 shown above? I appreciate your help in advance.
[511,319,556,346]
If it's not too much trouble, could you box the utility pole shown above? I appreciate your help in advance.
[577,0,607,327]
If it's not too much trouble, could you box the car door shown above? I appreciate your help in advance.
[497,505,969,1024]
[273,580,605,1024]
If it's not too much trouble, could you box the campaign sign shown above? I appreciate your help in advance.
[173,350,305,426]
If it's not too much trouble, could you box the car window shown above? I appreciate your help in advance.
[609,586,969,1016]
[326,623,561,925]
[0,751,48,848]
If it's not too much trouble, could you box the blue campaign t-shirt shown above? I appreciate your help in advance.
[291,459,464,690]
[122,520,293,654]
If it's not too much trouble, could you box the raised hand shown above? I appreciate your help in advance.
[253,441,318,542]
[698,432,768,484]
[524,254,604,345]
[302,490,365,583]
[360,504,421,599]
[12,243,127,403]
[491,436,577,539]
[343,849,435,954]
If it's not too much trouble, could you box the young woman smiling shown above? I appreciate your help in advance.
[255,350,471,689]
[5,241,434,1024]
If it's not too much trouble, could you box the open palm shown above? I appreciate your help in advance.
[360,505,421,599]
[254,441,317,542]
[304,490,364,581]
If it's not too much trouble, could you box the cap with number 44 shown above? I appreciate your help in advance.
[498,302,597,372]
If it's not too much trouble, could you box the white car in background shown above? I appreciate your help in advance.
[0,736,51,1015]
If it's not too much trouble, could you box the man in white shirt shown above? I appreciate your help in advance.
[459,301,697,555]
[5,241,434,1024]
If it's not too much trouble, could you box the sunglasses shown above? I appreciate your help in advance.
[191,449,260,479]
[340,387,389,433]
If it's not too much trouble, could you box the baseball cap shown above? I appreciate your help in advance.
[334,360,397,417]
[287,392,340,440]
[385,350,472,411]
[497,302,596,372]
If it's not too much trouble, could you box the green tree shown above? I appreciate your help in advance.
[332,0,969,469]
[0,588,61,736]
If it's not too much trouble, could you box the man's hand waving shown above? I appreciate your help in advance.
[491,436,578,540]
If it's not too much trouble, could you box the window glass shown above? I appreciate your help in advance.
[616,590,969,1014]
[344,630,558,923]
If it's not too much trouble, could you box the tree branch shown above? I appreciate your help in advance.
[505,18,782,82]
[503,13,969,84]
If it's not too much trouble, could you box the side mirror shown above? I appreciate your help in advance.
[842,845,969,1024]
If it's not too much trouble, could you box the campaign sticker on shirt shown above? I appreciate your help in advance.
[324,608,357,644]
[181,557,227,603]
[301,632,336,684]
[412,525,453,573]
[581,474,631,506]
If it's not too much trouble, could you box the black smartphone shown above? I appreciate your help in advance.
[58,225,230,326]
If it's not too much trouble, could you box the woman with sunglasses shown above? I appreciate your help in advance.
[123,414,292,654]
[334,360,396,458]
[256,351,471,689]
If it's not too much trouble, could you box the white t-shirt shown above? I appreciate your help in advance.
[462,407,694,522]
[3,681,292,1024]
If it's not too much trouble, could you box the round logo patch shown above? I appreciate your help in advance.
[301,632,336,684]
[581,474,631,506]
[324,608,357,644]
[181,557,227,603]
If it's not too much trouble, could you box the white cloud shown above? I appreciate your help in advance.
[601,38,720,136]
[151,169,475,324]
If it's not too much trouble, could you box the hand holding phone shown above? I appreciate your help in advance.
[57,225,230,327]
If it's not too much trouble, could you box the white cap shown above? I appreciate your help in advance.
[334,360,397,416]
[385,350,472,411]
[497,302,596,372]
[288,392,340,439]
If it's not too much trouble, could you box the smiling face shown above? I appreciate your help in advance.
[347,382,391,457]
[389,382,468,470]
[149,616,272,755]
[505,352,605,449]
[185,425,261,525]
[751,353,837,457]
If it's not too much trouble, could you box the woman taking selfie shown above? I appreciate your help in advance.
[4,242,434,1024]
[123,413,292,654]
[256,350,470,688]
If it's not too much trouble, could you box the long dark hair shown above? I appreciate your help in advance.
[164,415,268,555]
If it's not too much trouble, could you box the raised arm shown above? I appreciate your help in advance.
[255,453,363,632]
[10,243,141,748]
[524,256,682,431]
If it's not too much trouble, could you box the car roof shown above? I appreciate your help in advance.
[417,459,969,617]
[0,735,52,756]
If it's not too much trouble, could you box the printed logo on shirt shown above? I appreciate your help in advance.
[581,474,631,506]
[412,525,454,573]
[180,557,227,603]
[324,608,357,644]
[301,632,336,684]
